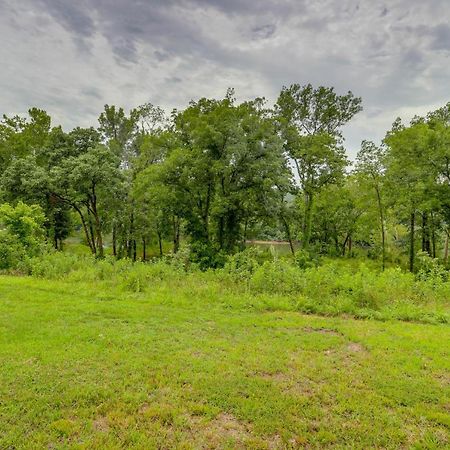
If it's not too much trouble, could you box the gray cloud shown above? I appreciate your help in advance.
[1,0,449,156]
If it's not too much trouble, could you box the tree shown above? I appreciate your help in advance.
[355,141,387,269]
[0,108,51,173]
[49,145,123,257]
[385,121,433,271]
[313,178,364,255]
[276,84,362,247]
[170,94,287,260]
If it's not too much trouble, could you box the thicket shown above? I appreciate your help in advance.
[14,248,449,325]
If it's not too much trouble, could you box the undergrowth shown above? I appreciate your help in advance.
[13,249,450,325]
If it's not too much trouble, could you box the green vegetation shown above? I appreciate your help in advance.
[1,262,449,448]
[1,87,449,272]
[1,85,449,448]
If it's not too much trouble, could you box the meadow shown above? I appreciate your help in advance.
[1,254,449,449]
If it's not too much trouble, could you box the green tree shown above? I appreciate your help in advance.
[275,84,362,248]
[355,141,387,269]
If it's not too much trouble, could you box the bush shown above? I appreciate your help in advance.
[223,247,263,281]
[26,252,89,278]
[251,259,304,294]
[416,251,449,283]
[0,232,27,270]
[293,249,319,269]
[163,243,194,272]
[0,202,46,270]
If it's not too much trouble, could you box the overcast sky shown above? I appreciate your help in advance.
[1,0,449,156]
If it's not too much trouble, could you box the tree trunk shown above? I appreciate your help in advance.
[142,238,146,261]
[157,231,163,257]
[375,186,386,271]
[91,202,103,258]
[409,211,415,272]
[430,212,436,258]
[173,216,180,253]
[421,212,431,255]
[342,235,349,256]
[86,209,97,256]
[127,211,134,259]
[348,235,352,255]
[132,239,137,262]
[303,191,314,248]
[74,205,95,254]
[112,223,117,257]
[281,214,295,256]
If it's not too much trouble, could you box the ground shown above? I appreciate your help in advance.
[0,276,449,449]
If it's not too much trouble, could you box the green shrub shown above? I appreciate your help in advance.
[293,249,319,269]
[164,244,194,272]
[26,252,89,278]
[0,232,27,270]
[20,249,450,324]
[416,251,449,283]
[250,259,304,294]
[0,202,46,270]
[224,247,262,281]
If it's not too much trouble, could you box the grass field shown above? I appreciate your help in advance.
[1,275,449,449]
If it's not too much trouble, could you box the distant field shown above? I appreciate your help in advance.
[0,275,449,449]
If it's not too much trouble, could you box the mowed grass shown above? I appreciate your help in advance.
[0,276,449,449]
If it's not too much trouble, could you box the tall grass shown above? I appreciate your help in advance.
[20,250,450,324]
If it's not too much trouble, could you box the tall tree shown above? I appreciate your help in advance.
[276,84,362,247]
[355,141,387,269]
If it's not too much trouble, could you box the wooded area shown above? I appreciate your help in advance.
[1,84,449,272]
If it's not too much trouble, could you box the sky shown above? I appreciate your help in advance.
[1,0,449,157]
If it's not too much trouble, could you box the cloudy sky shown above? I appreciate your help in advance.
[1,0,449,156]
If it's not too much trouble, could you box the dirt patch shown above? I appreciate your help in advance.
[93,416,109,432]
[186,412,252,448]
[258,371,289,383]
[434,373,450,387]
[346,342,366,353]
[303,326,342,336]
[212,413,249,439]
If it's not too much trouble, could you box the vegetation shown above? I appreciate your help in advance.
[1,264,449,448]
[1,85,449,448]
[1,86,449,272]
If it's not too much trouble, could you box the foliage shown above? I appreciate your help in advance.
[0,202,46,269]
[20,251,450,324]
[0,92,449,273]
[223,246,264,281]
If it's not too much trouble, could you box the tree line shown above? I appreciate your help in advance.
[1,84,449,270]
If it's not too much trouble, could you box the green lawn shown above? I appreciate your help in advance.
[0,276,449,449]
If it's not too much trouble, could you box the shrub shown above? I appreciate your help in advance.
[224,247,262,281]
[416,251,449,283]
[250,259,304,295]
[293,249,319,269]
[164,243,194,272]
[26,252,89,278]
[0,232,27,270]
[0,202,46,270]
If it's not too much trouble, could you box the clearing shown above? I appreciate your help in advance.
[0,276,449,449]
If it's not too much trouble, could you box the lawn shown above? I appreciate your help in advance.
[0,275,449,449]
